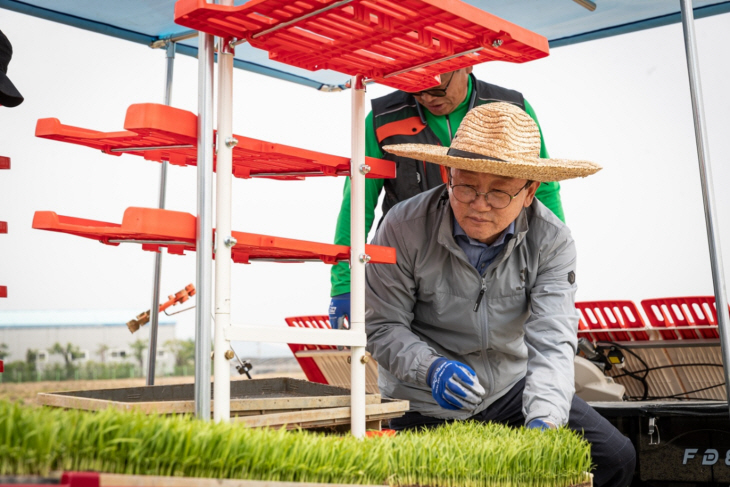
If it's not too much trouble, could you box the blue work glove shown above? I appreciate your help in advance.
[328,292,350,330]
[526,419,556,430]
[427,358,485,411]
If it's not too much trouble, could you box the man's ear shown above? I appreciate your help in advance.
[523,181,541,208]
[465,66,473,75]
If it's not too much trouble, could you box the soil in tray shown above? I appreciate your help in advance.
[43,377,355,403]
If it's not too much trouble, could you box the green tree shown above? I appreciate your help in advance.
[164,339,196,368]
[50,342,83,379]
[0,343,9,361]
[25,348,38,364]
[130,339,148,371]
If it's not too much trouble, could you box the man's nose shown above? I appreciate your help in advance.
[470,194,493,210]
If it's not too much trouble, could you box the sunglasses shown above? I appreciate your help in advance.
[410,72,455,98]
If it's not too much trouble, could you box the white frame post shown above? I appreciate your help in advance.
[679,0,730,415]
[195,29,215,420]
[213,0,235,423]
[349,74,367,438]
[147,40,176,386]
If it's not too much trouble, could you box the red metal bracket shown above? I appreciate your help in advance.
[174,0,549,91]
[0,222,6,234]
[32,208,396,265]
[36,103,395,179]
[0,156,9,169]
[0,286,6,298]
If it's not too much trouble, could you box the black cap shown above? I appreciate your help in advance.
[0,30,24,107]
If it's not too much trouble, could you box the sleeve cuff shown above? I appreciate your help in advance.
[525,408,565,427]
[417,354,444,386]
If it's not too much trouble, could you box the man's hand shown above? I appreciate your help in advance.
[526,419,557,430]
[427,358,485,411]
[328,293,350,330]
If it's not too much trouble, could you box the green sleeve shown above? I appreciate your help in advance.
[330,111,385,296]
[523,99,565,223]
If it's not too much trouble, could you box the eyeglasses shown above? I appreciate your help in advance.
[411,72,455,98]
[449,180,530,209]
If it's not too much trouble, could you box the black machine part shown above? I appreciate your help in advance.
[593,402,730,486]
[577,337,625,372]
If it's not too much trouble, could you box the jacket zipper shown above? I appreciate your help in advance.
[446,114,453,140]
[473,276,487,312]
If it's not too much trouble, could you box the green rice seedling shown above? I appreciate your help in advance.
[0,400,591,486]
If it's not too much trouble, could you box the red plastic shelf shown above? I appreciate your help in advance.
[32,208,396,265]
[576,300,650,343]
[174,0,549,92]
[641,296,726,340]
[35,103,394,180]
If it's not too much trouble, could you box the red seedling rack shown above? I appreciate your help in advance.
[36,103,394,180]
[576,300,650,343]
[285,315,337,385]
[641,296,726,340]
[174,0,549,91]
[32,208,396,265]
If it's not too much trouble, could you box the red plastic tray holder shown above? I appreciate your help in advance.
[285,315,337,385]
[174,0,549,92]
[641,296,724,340]
[576,300,649,342]
[32,208,396,265]
[36,104,394,180]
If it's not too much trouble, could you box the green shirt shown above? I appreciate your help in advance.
[331,78,564,296]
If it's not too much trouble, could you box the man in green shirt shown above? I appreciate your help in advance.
[328,67,563,328]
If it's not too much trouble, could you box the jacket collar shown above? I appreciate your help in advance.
[494,206,530,267]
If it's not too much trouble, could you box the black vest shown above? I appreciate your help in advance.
[371,74,526,218]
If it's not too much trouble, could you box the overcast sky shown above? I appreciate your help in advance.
[1,8,729,359]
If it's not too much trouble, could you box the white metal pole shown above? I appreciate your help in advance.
[195,30,215,420]
[213,1,234,423]
[146,40,176,386]
[349,74,367,438]
[680,0,730,415]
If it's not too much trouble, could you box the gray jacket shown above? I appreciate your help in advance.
[365,185,578,425]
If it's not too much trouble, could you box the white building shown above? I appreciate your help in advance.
[0,309,177,374]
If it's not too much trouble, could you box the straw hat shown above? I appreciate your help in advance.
[0,30,23,108]
[382,102,600,182]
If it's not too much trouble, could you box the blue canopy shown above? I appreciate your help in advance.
[1,0,729,90]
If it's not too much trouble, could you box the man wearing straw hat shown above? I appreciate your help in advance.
[365,102,635,487]
[329,67,563,329]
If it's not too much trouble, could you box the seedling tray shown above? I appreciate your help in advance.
[37,377,409,430]
[0,471,593,486]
